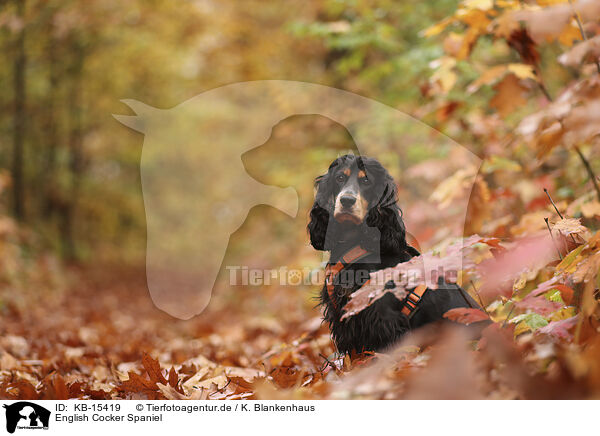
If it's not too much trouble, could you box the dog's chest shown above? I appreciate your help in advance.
[322,263,373,307]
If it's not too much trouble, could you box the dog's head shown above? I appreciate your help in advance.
[308,154,409,254]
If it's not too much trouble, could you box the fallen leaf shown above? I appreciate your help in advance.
[537,315,579,340]
[443,307,490,325]
[141,353,167,385]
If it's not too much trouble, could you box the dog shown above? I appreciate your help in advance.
[308,154,479,354]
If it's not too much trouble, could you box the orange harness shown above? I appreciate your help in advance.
[325,246,371,310]
[400,284,428,317]
[325,246,427,318]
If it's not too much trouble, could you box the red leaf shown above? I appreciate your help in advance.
[477,235,559,302]
[514,295,562,316]
[537,316,579,340]
[553,284,575,305]
[443,308,490,325]
[527,278,575,307]
[343,236,500,320]
[529,277,562,297]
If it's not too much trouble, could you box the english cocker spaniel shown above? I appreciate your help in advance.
[308,154,479,354]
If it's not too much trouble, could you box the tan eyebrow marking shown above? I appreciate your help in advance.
[358,170,366,178]
[343,168,351,176]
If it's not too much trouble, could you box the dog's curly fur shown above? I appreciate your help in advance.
[308,154,478,354]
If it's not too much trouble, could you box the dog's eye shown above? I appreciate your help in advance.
[335,174,347,183]
[360,177,371,185]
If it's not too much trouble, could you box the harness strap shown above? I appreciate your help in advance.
[325,246,370,309]
[401,284,428,318]
[325,247,428,319]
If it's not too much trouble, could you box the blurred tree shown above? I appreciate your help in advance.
[289,0,459,108]
[12,0,26,220]
[0,0,332,261]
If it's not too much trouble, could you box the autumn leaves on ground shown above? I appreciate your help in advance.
[2,0,600,399]
[1,234,599,401]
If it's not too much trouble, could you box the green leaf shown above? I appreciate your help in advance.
[510,313,549,331]
[524,313,549,330]
[546,289,564,304]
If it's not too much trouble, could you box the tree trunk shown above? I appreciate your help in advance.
[12,0,27,220]
[60,43,85,259]
[42,32,59,218]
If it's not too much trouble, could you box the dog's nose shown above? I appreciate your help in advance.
[340,195,357,208]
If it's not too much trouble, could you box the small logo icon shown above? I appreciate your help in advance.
[3,402,50,433]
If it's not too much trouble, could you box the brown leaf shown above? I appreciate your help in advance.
[482,323,584,398]
[403,327,485,399]
[490,74,528,117]
[573,252,600,284]
[0,380,39,400]
[559,34,600,66]
[68,381,84,398]
[118,371,158,395]
[223,366,266,382]
[157,383,188,400]
[141,353,167,385]
[41,373,70,400]
[580,201,600,218]
[562,100,600,146]
[0,352,20,371]
[430,165,478,208]
[168,366,178,388]
[518,76,600,153]
[468,63,537,94]
[552,218,587,236]
[183,371,227,395]
[435,101,461,122]
[465,175,491,235]
[443,308,490,325]
[510,1,600,44]
[507,28,540,65]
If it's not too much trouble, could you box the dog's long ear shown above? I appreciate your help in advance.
[307,174,332,251]
[366,172,409,255]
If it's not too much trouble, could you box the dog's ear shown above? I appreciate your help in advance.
[307,174,332,251]
[366,173,409,255]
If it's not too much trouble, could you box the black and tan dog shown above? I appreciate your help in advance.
[308,154,478,354]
